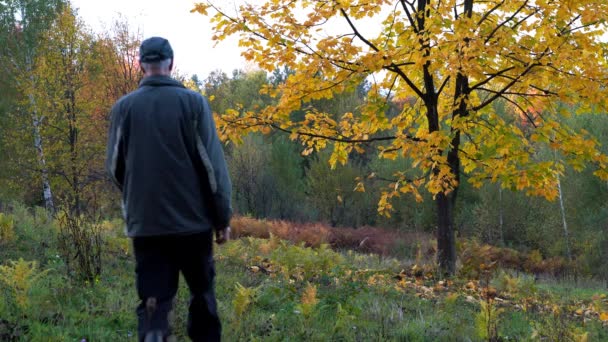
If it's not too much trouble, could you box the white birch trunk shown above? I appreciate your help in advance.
[26,55,55,214]
[556,173,572,261]
[498,184,504,246]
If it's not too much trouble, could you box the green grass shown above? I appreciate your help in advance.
[0,207,606,341]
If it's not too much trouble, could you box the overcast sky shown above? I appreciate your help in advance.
[69,0,247,78]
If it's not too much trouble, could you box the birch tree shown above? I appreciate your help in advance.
[0,0,64,212]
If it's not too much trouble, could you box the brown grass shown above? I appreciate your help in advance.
[231,216,577,278]
[230,216,433,257]
[459,240,573,279]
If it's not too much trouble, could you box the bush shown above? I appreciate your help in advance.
[56,210,103,284]
[0,212,15,243]
[0,258,49,312]
[492,270,537,298]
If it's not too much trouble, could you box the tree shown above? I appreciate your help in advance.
[26,4,139,214]
[94,15,142,103]
[195,0,608,275]
[26,4,96,212]
[0,0,65,212]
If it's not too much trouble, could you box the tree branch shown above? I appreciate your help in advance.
[484,0,529,44]
[400,0,419,34]
[437,75,451,97]
[477,0,506,26]
[473,62,540,112]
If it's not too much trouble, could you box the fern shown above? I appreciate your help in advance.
[233,282,259,317]
[0,258,49,310]
[475,299,504,341]
[299,283,318,317]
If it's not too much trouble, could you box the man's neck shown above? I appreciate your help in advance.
[144,72,171,78]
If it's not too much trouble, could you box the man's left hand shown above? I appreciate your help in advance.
[215,226,231,245]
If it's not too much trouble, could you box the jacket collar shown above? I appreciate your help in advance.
[139,75,185,88]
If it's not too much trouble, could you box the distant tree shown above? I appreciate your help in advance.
[94,15,142,102]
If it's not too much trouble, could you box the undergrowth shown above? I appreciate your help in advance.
[0,205,606,341]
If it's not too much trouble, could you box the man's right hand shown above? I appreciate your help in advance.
[215,226,231,245]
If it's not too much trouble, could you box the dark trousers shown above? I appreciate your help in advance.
[132,231,221,342]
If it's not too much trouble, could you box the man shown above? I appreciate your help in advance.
[105,37,232,342]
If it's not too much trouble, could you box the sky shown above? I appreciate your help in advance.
[69,0,247,78]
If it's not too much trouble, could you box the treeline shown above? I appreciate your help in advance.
[0,1,607,278]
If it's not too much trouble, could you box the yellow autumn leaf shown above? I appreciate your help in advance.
[191,3,210,15]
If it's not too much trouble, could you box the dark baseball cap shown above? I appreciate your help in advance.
[139,37,174,63]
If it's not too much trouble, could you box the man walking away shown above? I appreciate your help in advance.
[106,36,232,342]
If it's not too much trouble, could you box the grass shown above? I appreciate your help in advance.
[0,206,606,341]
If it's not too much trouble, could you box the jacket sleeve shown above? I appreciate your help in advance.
[194,95,233,229]
[105,104,125,191]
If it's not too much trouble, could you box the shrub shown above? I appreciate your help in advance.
[231,216,271,239]
[492,270,537,298]
[0,258,49,310]
[56,210,103,283]
[268,220,292,240]
[298,283,318,317]
[233,282,259,317]
[0,212,15,243]
[289,223,331,248]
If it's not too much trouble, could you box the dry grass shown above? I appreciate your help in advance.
[231,216,577,278]
[459,241,573,279]
[230,216,432,258]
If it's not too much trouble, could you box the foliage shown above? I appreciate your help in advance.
[1,1,607,281]
[56,209,103,283]
[298,283,319,317]
[196,0,608,275]
[0,212,16,243]
[1,206,607,340]
[0,258,49,311]
[202,67,608,278]
[230,215,435,260]
[0,0,67,210]
[0,2,140,213]
[233,282,259,318]
[492,270,538,299]
[476,299,504,341]
[306,149,370,227]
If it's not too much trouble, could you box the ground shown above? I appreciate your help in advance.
[0,206,606,341]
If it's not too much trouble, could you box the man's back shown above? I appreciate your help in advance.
[107,75,232,237]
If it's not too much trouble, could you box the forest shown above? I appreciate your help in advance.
[0,0,607,340]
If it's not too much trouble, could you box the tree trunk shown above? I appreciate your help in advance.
[553,150,572,262]
[436,193,456,276]
[27,59,55,214]
[499,184,504,246]
[556,174,572,261]
[31,108,55,214]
